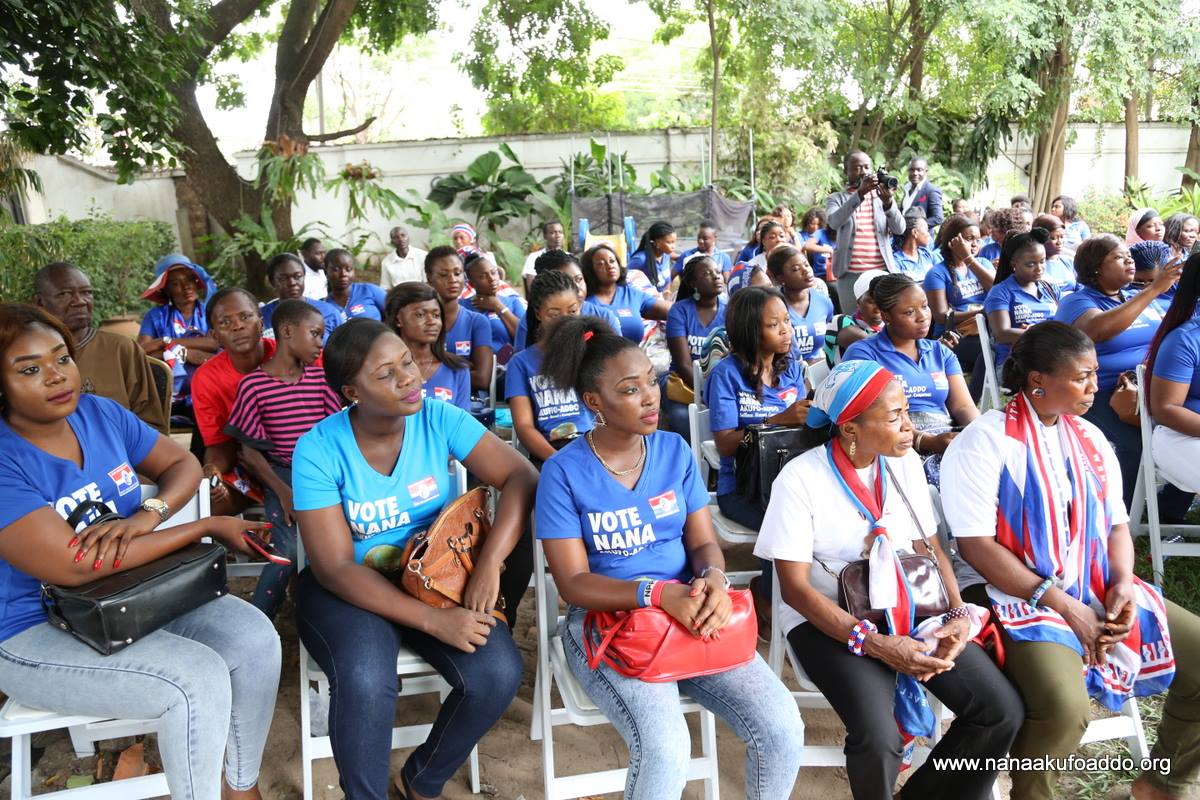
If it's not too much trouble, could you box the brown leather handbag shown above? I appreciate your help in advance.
[1109,370,1140,427]
[398,486,506,621]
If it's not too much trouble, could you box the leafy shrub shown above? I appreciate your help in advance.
[1076,191,1131,237]
[0,214,177,321]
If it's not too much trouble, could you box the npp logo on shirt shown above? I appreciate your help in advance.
[779,387,798,405]
[407,476,440,506]
[107,462,139,496]
[648,490,679,519]
[454,340,471,355]
[433,386,454,402]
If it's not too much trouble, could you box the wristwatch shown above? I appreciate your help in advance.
[699,566,732,590]
[141,497,170,524]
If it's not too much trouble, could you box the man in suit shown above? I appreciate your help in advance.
[901,157,944,230]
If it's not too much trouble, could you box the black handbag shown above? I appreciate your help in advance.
[41,500,228,655]
[733,424,810,511]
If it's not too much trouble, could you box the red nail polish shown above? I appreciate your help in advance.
[67,536,79,548]
[93,558,102,570]
[113,559,121,569]
[263,523,273,529]
[74,550,85,563]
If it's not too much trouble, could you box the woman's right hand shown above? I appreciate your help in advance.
[428,606,497,653]
[1057,594,1107,665]
[1150,259,1184,295]
[205,517,272,558]
[865,631,955,679]
[947,234,972,265]
[659,582,707,635]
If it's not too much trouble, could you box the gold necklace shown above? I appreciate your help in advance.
[586,430,646,477]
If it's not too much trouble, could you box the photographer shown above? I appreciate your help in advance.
[825,151,907,311]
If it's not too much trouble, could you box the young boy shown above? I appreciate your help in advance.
[224,299,342,619]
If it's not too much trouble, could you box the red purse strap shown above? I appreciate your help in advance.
[584,611,631,670]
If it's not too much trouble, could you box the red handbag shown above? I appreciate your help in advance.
[583,588,758,682]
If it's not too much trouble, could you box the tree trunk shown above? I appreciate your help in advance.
[1028,27,1072,211]
[1184,120,1200,191]
[907,0,926,100]
[706,0,720,183]
[1124,91,1140,188]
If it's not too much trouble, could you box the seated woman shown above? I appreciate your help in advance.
[514,249,620,350]
[424,246,493,392]
[924,213,995,398]
[705,286,809,532]
[844,274,977,485]
[665,256,727,435]
[756,359,1022,800]
[1052,234,1180,509]
[943,322,1200,800]
[535,314,805,799]
[506,270,593,465]
[1051,194,1090,251]
[1032,213,1078,293]
[1146,253,1200,504]
[822,269,886,365]
[1164,212,1199,262]
[260,253,346,342]
[798,207,836,287]
[0,303,279,800]
[384,282,472,412]
[581,243,671,344]
[984,227,1060,368]
[324,248,387,321]
[626,220,678,294]
[292,318,538,800]
[462,252,526,359]
[891,208,936,280]
[1126,207,1165,245]
[766,244,833,366]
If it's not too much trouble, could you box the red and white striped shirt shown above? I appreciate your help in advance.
[848,192,886,272]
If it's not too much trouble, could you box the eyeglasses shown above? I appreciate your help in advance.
[214,312,259,330]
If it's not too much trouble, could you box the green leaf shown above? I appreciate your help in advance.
[465,151,501,184]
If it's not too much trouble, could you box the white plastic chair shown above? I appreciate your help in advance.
[529,540,720,799]
[0,480,213,800]
[806,358,831,392]
[974,313,1002,412]
[297,461,479,800]
[692,358,705,406]
[1128,363,1200,582]
[687,403,759,585]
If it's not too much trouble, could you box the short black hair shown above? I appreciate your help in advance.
[382,281,467,370]
[323,248,354,270]
[1001,321,1094,394]
[271,298,323,333]
[205,286,259,329]
[533,249,578,274]
[424,245,461,276]
[322,318,391,403]
[541,219,564,235]
[300,237,323,252]
[1073,234,1122,289]
[698,220,717,233]
[267,252,305,282]
[32,261,86,298]
[766,244,802,278]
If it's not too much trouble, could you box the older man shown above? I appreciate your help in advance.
[379,225,428,289]
[901,157,944,229]
[32,262,168,432]
[825,151,906,310]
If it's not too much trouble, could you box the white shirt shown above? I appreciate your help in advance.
[522,248,546,278]
[940,409,1128,542]
[380,246,429,290]
[754,447,937,632]
[303,265,327,300]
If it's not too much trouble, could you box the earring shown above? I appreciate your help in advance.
[595,410,607,426]
[849,439,857,459]
[1031,387,1046,398]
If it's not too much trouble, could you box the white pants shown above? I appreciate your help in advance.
[1152,424,1200,493]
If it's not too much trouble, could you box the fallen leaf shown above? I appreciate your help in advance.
[112,743,148,781]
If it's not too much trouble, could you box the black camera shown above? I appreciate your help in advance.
[874,168,899,191]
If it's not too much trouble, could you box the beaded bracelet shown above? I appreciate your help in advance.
[941,605,970,625]
[848,619,878,656]
[1028,577,1054,608]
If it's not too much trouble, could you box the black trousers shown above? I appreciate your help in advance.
[788,621,1023,800]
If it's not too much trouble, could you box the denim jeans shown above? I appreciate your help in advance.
[254,464,298,619]
[562,606,804,799]
[0,594,281,799]
[295,568,522,800]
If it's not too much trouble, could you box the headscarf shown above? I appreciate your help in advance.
[807,359,895,429]
[1125,208,1159,245]
[141,254,218,306]
[450,223,477,244]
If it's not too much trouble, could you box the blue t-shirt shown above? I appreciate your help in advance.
[726,263,763,296]
[892,246,936,281]
[736,243,760,263]
[443,305,492,359]
[535,432,707,581]
[1044,254,1078,294]
[983,277,1060,364]
[292,401,487,566]
[505,346,594,440]
[589,284,657,343]
[799,229,835,278]
[463,294,526,350]
[788,293,834,363]
[627,250,673,291]
[261,297,346,343]
[139,302,208,398]
[978,241,1001,264]
[844,330,963,415]
[924,258,990,334]
[423,362,471,411]
[513,300,620,351]
[674,247,733,277]
[666,297,728,363]
[0,395,158,642]
[1152,319,1200,415]
[705,355,806,496]
[1054,286,1165,392]
[326,282,387,321]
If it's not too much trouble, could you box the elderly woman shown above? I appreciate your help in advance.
[943,321,1200,800]
[757,359,1022,800]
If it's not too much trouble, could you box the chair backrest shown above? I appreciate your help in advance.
[691,358,704,405]
[1136,362,1156,476]
[806,358,831,391]
[687,402,714,484]
[146,356,173,425]
[140,480,210,529]
[488,355,499,411]
[974,312,1002,411]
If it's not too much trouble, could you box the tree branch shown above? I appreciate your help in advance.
[291,0,360,93]
[308,115,377,142]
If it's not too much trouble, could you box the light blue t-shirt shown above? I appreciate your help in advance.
[788,292,834,363]
[844,330,962,415]
[705,355,806,496]
[535,431,707,582]
[326,282,387,321]
[1054,286,1165,392]
[589,284,657,343]
[666,297,728,363]
[261,297,347,343]
[139,302,207,398]
[1152,318,1200,415]
[292,402,487,566]
[423,362,471,411]
[443,305,492,359]
[627,250,673,291]
[799,229,835,278]
[1044,254,1078,294]
[892,246,936,281]
[978,241,1001,265]
[505,345,594,440]
[0,395,158,642]
[983,277,1060,365]
[924,258,990,335]
[463,294,526,350]
[513,300,620,351]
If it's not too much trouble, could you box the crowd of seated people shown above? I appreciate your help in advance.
[3,177,1200,800]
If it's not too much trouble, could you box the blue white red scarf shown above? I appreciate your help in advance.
[989,392,1175,709]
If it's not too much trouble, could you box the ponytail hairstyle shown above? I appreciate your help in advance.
[540,314,639,398]
[526,269,579,346]
[995,226,1050,285]
[1000,320,1095,396]
[1145,252,1200,407]
[677,255,718,301]
[580,243,626,296]
[634,221,675,289]
[1073,233,1122,290]
[726,285,791,396]
[766,244,803,280]
[382,281,468,370]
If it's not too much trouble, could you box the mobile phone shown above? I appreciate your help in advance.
[242,531,292,565]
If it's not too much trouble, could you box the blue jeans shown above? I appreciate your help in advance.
[295,568,522,800]
[0,595,281,799]
[254,464,298,619]
[562,606,804,799]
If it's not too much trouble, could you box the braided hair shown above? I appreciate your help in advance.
[526,269,579,346]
